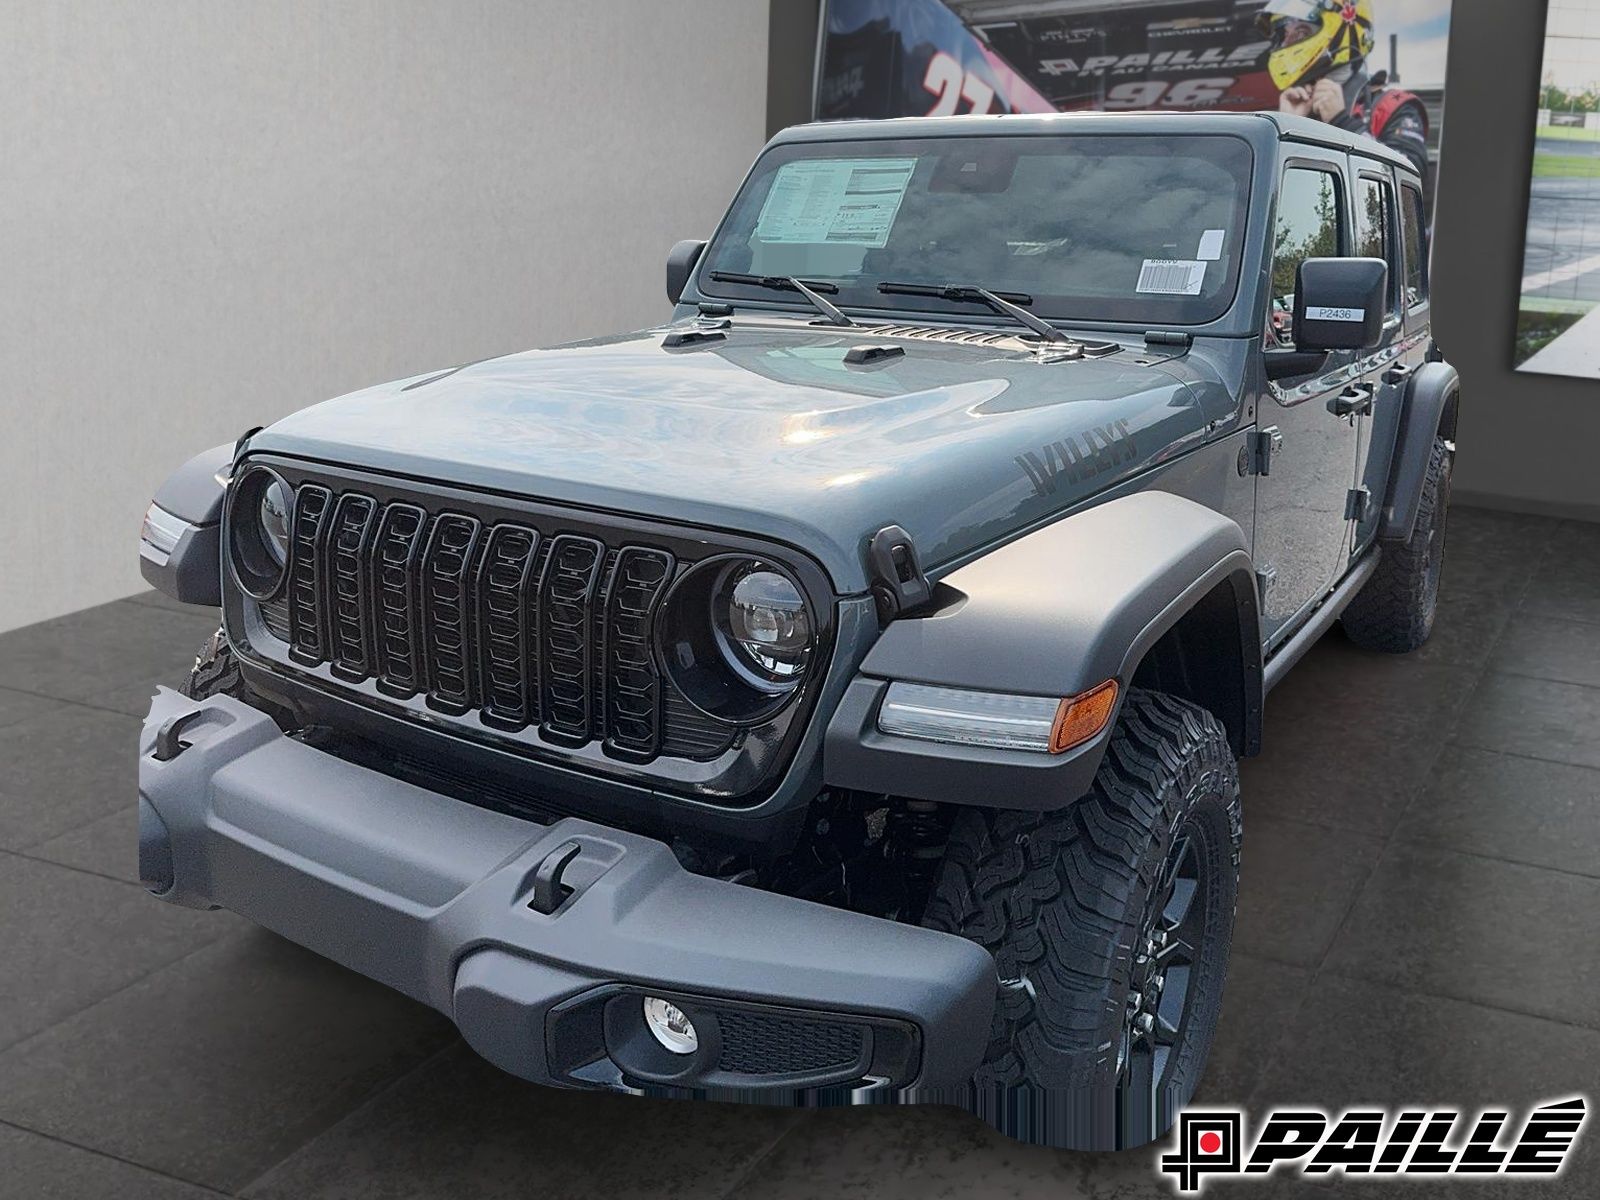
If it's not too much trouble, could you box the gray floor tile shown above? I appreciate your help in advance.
[0,852,241,1051]
[1193,954,1311,1106]
[241,1041,802,1200]
[0,706,141,850]
[1523,520,1600,627]
[0,600,216,706]
[1488,614,1600,690]
[0,928,456,1194]
[98,674,189,721]
[0,687,69,732]
[27,803,139,885]
[1396,747,1600,878]
[1251,974,1600,1196]
[1231,817,1384,969]
[1453,674,1600,770]
[0,1123,221,1200]
[1323,842,1600,1030]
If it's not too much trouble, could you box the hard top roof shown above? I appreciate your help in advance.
[771,110,1419,176]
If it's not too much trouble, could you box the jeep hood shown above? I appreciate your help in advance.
[250,322,1227,593]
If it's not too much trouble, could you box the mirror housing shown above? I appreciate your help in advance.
[667,239,707,305]
[1293,257,1388,351]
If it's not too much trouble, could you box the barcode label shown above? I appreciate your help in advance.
[1137,259,1207,296]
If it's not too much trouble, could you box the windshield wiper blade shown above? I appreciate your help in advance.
[877,281,1071,345]
[708,271,856,327]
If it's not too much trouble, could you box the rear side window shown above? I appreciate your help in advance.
[1400,184,1428,307]
[1355,175,1398,318]
[1269,167,1345,346]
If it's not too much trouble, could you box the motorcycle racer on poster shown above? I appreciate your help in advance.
[1260,0,1429,179]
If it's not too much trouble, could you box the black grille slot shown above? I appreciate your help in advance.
[715,1010,866,1077]
[604,548,674,759]
[421,513,483,714]
[539,535,604,742]
[477,524,540,730]
[287,485,332,665]
[326,493,378,680]
[371,503,427,697]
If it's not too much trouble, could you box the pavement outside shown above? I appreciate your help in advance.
[1,506,1597,1198]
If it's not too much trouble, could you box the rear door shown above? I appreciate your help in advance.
[1254,148,1364,649]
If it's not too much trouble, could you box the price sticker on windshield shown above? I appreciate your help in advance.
[755,158,917,248]
[1137,259,1207,296]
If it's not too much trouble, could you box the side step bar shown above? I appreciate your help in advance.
[1262,549,1382,693]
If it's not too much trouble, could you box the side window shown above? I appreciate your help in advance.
[1269,167,1345,347]
[1400,184,1428,308]
[1355,175,1398,318]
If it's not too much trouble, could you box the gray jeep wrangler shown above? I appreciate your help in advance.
[137,112,1456,1150]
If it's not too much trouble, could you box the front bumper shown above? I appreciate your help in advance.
[138,689,995,1092]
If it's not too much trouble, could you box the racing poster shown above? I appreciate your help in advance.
[816,0,1451,213]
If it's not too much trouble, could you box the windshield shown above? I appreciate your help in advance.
[700,134,1254,327]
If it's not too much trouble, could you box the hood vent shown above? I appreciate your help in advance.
[868,324,1121,358]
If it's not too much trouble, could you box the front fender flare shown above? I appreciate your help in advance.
[824,492,1260,810]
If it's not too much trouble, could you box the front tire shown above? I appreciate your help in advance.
[922,689,1241,1150]
[183,627,245,701]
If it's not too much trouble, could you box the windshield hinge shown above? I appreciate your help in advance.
[1144,330,1192,350]
[867,525,933,625]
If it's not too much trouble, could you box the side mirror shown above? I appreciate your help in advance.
[1293,257,1388,351]
[667,239,707,305]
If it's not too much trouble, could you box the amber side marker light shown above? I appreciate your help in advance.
[1049,679,1119,754]
[876,678,1121,754]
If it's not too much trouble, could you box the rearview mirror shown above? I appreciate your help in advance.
[667,239,707,305]
[1293,257,1388,351]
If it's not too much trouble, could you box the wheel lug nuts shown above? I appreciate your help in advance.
[1134,1013,1154,1035]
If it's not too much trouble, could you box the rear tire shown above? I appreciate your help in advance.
[921,689,1241,1150]
[1341,436,1451,654]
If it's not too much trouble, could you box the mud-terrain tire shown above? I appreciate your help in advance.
[1341,437,1451,654]
[183,628,245,701]
[921,689,1241,1151]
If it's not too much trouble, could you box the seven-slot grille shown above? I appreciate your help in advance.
[268,481,682,760]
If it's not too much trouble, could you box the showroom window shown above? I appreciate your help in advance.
[1355,174,1400,319]
[1401,183,1429,308]
[1268,166,1345,346]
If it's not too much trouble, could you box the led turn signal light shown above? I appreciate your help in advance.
[1048,679,1119,754]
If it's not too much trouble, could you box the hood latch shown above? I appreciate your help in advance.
[867,525,933,625]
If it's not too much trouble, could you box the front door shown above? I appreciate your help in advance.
[1254,153,1364,649]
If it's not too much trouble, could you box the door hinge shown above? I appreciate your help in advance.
[1255,566,1277,602]
[1345,486,1372,522]
[867,525,933,625]
[1240,426,1283,477]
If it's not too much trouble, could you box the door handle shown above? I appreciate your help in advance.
[1330,385,1375,418]
[1382,363,1414,387]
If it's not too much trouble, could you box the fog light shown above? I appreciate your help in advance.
[642,996,698,1054]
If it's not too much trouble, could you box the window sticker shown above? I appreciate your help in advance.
[755,158,917,248]
[1137,259,1207,296]
[1197,229,1226,261]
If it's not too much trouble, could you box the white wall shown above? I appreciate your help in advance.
[0,0,769,633]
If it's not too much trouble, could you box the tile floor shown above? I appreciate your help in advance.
[0,508,1596,1198]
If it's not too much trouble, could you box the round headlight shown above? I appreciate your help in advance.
[260,479,292,567]
[725,568,811,682]
[227,465,292,600]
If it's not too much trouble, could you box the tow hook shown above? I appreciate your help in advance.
[151,709,208,762]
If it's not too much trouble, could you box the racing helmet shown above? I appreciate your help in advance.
[1256,0,1376,91]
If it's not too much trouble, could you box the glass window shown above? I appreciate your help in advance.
[1355,175,1398,317]
[699,134,1255,326]
[1268,167,1344,347]
[1400,185,1428,308]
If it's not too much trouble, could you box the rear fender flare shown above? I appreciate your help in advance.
[1381,362,1459,543]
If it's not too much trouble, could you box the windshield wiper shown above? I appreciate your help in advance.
[877,281,1071,346]
[708,271,856,327]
